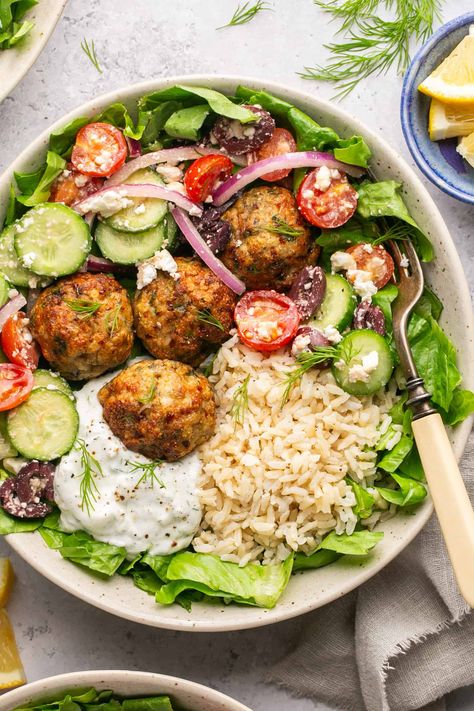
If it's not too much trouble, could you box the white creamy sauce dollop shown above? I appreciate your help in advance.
[54,372,203,557]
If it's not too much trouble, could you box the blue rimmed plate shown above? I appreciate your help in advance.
[400,12,474,204]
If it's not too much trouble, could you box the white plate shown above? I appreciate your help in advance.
[0,0,66,104]
[0,670,251,711]
[1,76,473,631]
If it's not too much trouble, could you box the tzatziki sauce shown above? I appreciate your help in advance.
[54,371,203,557]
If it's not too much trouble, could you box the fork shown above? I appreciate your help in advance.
[389,238,474,607]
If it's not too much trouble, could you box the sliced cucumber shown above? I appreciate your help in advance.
[0,413,17,458]
[310,274,356,330]
[33,369,73,397]
[332,330,394,397]
[105,168,168,233]
[13,203,91,278]
[164,212,178,252]
[95,220,167,265]
[0,275,10,308]
[0,224,38,287]
[7,387,79,460]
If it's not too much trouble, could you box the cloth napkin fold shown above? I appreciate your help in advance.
[269,431,474,711]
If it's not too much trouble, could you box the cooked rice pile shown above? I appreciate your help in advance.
[193,335,398,566]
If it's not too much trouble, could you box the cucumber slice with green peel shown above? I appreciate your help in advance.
[0,413,17,459]
[0,224,38,287]
[32,369,73,397]
[95,220,167,265]
[310,274,356,331]
[13,203,91,278]
[0,275,10,308]
[105,168,168,233]
[163,212,178,252]
[332,330,394,397]
[7,387,79,460]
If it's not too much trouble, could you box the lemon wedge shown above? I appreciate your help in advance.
[0,558,14,607]
[429,99,474,140]
[456,131,474,167]
[419,26,474,104]
[0,609,25,690]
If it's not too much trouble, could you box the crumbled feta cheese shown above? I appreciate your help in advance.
[291,333,311,357]
[166,181,187,196]
[74,174,89,188]
[15,216,34,234]
[330,251,357,273]
[136,249,180,290]
[347,269,378,301]
[7,289,18,299]
[77,190,134,217]
[363,243,373,254]
[134,203,146,215]
[399,255,409,268]
[347,350,379,383]
[189,204,202,217]
[302,189,315,200]
[155,164,183,183]
[313,166,340,192]
[323,325,342,344]
[22,252,36,268]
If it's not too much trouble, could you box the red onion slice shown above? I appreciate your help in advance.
[212,151,366,206]
[125,136,142,159]
[171,207,245,295]
[73,183,202,218]
[0,293,27,331]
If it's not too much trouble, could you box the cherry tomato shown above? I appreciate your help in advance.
[184,154,234,202]
[71,122,128,177]
[346,243,395,289]
[297,167,358,229]
[0,363,34,411]
[234,290,300,352]
[50,164,104,206]
[2,312,40,371]
[251,128,297,182]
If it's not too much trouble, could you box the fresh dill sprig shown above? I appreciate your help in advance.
[75,438,102,515]
[106,304,121,336]
[218,1,272,29]
[372,221,413,246]
[129,460,165,489]
[281,347,338,406]
[80,37,103,74]
[301,0,443,99]
[260,217,304,239]
[197,309,225,331]
[138,379,156,405]
[65,299,102,319]
[230,375,250,425]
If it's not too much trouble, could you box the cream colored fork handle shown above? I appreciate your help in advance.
[412,413,474,607]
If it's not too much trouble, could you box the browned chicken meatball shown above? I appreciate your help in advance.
[30,272,133,380]
[133,257,236,366]
[221,186,319,290]
[98,359,216,461]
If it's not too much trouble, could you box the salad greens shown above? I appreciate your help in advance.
[0,0,36,51]
[11,687,175,711]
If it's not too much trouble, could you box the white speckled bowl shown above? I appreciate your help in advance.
[0,0,67,104]
[0,670,251,711]
[1,76,473,631]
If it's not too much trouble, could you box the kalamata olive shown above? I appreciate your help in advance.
[291,325,331,364]
[212,106,275,156]
[353,302,385,335]
[288,266,326,321]
[192,206,232,254]
[0,461,56,519]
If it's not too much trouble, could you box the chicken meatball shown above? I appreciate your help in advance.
[30,273,133,380]
[221,186,319,290]
[133,257,236,366]
[98,359,215,461]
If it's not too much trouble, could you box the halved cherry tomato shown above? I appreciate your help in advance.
[251,128,297,182]
[184,154,234,202]
[234,290,300,352]
[297,167,358,229]
[71,122,128,177]
[346,243,395,289]
[0,363,34,411]
[2,312,40,371]
[50,163,104,206]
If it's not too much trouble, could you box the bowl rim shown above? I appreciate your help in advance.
[0,670,252,711]
[2,74,473,631]
[400,11,474,205]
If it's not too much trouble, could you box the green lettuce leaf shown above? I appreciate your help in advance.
[0,508,43,535]
[346,478,374,519]
[155,551,293,609]
[121,698,173,711]
[356,181,434,261]
[0,0,37,50]
[443,389,474,427]
[377,434,413,473]
[372,284,399,353]
[11,688,174,711]
[318,530,383,555]
[376,472,427,507]
[315,216,379,250]
[15,151,65,207]
[398,445,425,481]
[164,104,210,141]
[39,528,127,576]
[415,286,443,321]
[293,549,340,571]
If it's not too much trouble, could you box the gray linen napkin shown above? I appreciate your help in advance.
[269,432,474,711]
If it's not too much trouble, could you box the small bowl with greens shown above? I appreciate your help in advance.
[0,670,251,711]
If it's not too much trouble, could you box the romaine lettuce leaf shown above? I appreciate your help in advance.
[164,104,210,141]
[11,688,174,711]
[155,551,293,609]
[318,530,383,555]
[443,389,474,427]
[346,478,374,519]
[15,151,66,207]
[0,508,43,535]
[0,0,36,50]
[39,528,127,576]
[377,434,413,473]
[293,549,340,571]
[376,473,427,507]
